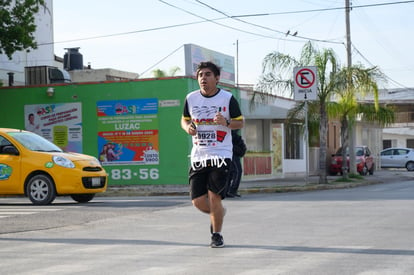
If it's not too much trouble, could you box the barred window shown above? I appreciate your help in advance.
[285,124,303,159]
[244,119,270,152]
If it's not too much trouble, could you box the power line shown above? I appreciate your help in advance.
[40,0,413,88]
[162,0,342,45]
[351,3,412,89]
[352,43,411,89]
[41,0,349,47]
[194,0,343,44]
[158,0,281,41]
[41,1,413,47]
[191,0,414,89]
[138,45,184,78]
[231,0,414,17]
[38,19,217,46]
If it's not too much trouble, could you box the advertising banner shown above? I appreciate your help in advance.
[24,103,82,152]
[96,98,159,166]
[184,43,235,85]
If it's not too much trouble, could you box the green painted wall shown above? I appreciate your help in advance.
[0,77,238,186]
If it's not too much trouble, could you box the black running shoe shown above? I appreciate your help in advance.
[210,233,224,248]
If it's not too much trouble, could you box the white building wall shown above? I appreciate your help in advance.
[0,0,54,86]
[383,131,413,148]
[282,134,307,177]
[69,69,139,83]
[354,122,383,170]
[283,159,307,175]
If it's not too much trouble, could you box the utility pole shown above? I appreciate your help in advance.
[345,0,352,68]
[346,0,357,174]
[236,39,239,88]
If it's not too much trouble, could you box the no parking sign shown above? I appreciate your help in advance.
[293,66,318,101]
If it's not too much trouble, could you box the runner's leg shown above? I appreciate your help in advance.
[209,190,225,232]
[192,194,210,214]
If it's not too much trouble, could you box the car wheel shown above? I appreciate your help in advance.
[406,162,414,171]
[71,194,95,203]
[369,164,374,175]
[360,165,368,176]
[26,174,56,205]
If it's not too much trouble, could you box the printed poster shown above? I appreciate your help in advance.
[97,98,159,166]
[24,103,83,152]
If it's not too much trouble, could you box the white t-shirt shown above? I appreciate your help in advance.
[183,89,241,163]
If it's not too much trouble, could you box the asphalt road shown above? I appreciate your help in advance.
[1,173,414,274]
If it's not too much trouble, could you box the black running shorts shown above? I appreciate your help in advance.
[189,158,231,200]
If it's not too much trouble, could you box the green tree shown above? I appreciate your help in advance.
[151,66,181,78]
[152,69,167,78]
[256,42,395,182]
[328,65,394,177]
[0,0,46,59]
[256,41,339,184]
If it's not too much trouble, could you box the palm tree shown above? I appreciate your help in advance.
[256,41,339,184]
[285,65,395,180]
[330,65,394,176]
[257,42,395,181]
[327,101,394,178]
[152,66,181,78]
[152,69,167,78]
[327,89,355,177]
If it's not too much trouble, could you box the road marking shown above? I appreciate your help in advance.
[0,208,62,218]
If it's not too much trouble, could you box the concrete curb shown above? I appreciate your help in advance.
[241,179,382,194]
[97,176,387,197]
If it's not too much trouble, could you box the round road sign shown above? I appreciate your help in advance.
[295,68,315,89]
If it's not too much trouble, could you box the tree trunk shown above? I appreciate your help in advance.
[349,126,357,174]
[340,117,349,179]
[318,102,328,184]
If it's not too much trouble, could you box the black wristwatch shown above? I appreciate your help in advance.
[226,119,230,127]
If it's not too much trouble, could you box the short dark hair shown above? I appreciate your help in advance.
[196,61,221,77]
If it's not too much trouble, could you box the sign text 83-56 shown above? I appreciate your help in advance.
[110,168,159,181]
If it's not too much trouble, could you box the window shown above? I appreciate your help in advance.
[407,139,414,148]
[410,112,414,122]
[381,149,391,156]
[382,140,391,150]
[0,136,12,154]
[245,120,262,152]
[244,119,270,152]
[0,136,11,146]
[285,124,303,159]
[396,149,408,155]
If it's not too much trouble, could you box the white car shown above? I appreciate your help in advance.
[380,147,414,171]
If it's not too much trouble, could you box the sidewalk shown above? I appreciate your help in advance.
[101,169,412,197]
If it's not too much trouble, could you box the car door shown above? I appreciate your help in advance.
[0,135,22,194]
[391,149,410,168]
[380,149,394,167]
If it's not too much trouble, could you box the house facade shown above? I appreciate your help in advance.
[0,77,308,186]
[0,0,54,87]
[361,88,414,150]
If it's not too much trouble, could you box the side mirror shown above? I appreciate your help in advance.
[3,146,19,155]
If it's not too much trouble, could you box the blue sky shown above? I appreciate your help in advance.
[53,0,414,89]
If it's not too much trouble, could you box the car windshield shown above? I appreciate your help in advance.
[335,147,364,156]
[8,131,63,152]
